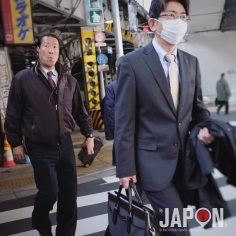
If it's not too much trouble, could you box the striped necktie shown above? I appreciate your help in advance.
[47,71,56,91]
[165,54,179,110]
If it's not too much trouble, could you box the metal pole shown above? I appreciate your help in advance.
[110,0,124,59]
[99,71,105,99]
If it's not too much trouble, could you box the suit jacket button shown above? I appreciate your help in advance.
[174,142,180,146]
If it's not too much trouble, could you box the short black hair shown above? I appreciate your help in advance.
[149,0,190,18]
[37,33,61,48]
[221,73,225,78]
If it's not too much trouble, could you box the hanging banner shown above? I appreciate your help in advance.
[0,47,12,132]
[1,0,34,44]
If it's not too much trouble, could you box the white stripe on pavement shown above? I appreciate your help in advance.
[76,214,108,235]
[212,169,224,179]
[2,180,236,225]
[102,175,119,184]
[0,187,128,224]
[189,216,236,236]
[220,185,236,202]
[2,174,236,225]
[9,214,108,236]
[229,121,236,126]
[0,189,114,224]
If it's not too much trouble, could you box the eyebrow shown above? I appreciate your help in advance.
[43,42,58,45]
[164,10,186,14]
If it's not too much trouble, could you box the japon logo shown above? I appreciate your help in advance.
[159,207,227,228]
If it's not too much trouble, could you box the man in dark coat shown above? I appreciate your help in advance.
[104,79,117,165]
[5,33,94,236]
[103,59,120,165]
[115,1,215,235]
[216,73,231,114]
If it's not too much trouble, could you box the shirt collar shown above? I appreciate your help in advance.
[39,65,57,77]
[152,39,178,64]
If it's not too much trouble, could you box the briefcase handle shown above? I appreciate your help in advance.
[114,180,155,234]
[115,180,143,212]
[116,179,143,203]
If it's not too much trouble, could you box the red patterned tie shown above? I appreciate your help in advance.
[47,71,56,91]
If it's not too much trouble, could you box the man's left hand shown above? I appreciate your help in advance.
[85,138,94,155]
[197,127,215,145]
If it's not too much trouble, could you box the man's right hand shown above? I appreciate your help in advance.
[119,175,137,189]
[12,145,25,161]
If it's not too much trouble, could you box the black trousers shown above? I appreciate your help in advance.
[144,183,190,236]
[26,134,77,236]
[143,150,190,236]
[217,100,229,114]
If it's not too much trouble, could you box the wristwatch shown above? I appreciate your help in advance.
[85,133,94,138]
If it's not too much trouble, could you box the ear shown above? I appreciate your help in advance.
[36,46,39,53]
[148,18,157,32]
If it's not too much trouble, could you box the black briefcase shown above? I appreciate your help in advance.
[107,181,162,236]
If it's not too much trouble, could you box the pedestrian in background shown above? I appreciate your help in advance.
[216,73,231,115]
[5,33,94,236]
[115,0,215,235]
[103,59,120,166]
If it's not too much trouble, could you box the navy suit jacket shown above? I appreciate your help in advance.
[114,42,210,191]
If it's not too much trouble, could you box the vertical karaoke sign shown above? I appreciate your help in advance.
[0,48,12,132]
[0,0,34,44]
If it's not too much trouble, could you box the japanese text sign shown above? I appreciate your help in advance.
[1,0,34,44]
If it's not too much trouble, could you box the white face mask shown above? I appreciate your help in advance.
[155,19,187,45]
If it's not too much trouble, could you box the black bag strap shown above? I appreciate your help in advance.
[115,179,143,207]
[114,180,148,233]
[129,180,143,205]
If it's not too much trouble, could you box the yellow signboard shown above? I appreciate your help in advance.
[1,0,34,44]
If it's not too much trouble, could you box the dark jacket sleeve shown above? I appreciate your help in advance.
[4,76,23,148]
[72,82,93,136]
[115,56,137,178]
[191,59,210,127]
[104,82,116,140]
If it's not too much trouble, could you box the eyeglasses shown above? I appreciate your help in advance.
[159,13,191,22]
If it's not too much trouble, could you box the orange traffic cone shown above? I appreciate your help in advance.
[2,134,16,167]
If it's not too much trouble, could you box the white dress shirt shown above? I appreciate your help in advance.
[152,39,179,81]
[39,65,58,85]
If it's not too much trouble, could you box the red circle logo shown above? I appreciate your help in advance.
[197,209,210,222]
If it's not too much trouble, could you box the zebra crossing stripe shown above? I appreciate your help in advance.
[9,214,108,236]
[220,185,236,201]
[189,216,236,236]
[0,171,235,236]
[1,177,236,226]
[0,185,128,224]
[0,190,114,224]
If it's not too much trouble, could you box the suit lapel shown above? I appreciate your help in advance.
[177,50,189,119]
[143,43,176,116]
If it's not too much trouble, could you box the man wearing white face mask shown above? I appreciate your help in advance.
[115,0,215,235]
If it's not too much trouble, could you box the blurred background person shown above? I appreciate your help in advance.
[216,73,231,114]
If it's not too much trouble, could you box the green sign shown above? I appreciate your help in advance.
[85,0,104,26]
[87,0,101,8]
[90,10,102,23]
